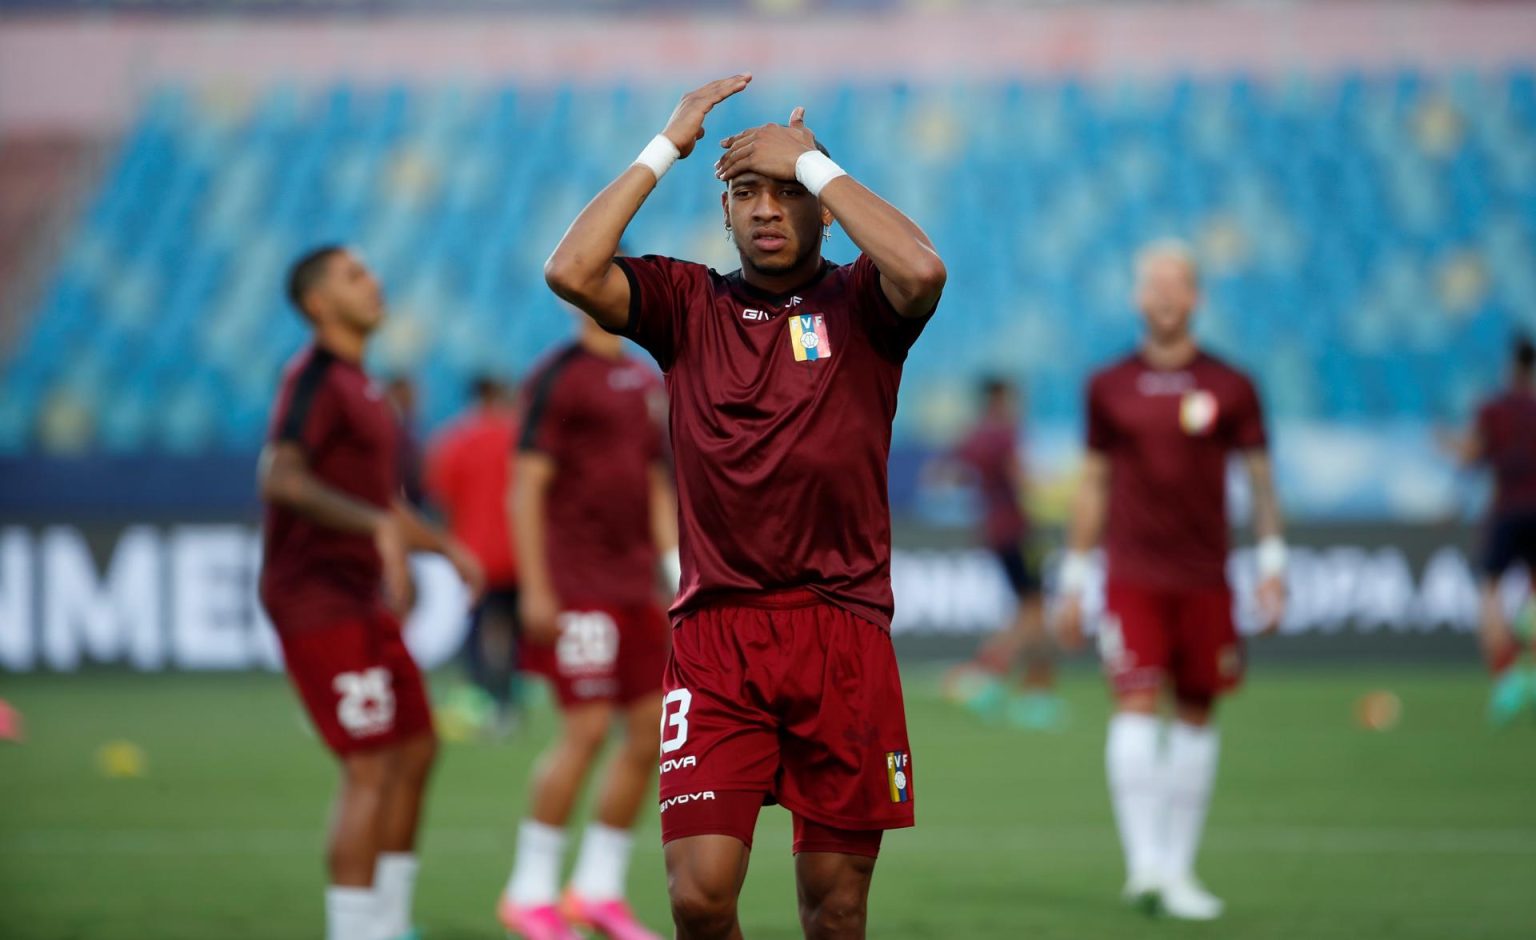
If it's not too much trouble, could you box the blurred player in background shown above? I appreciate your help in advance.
[424,375,523,736]
[544,73,946,940]
[1443,334,1536,724]
[497,313,679,940]
[259,246,483,940]
[938,376,1064,731]
[1055,240,1286,921]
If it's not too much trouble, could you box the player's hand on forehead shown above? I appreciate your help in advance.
[661,73,753,159]
[715,107,819,184]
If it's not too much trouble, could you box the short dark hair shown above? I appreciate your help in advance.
[469,374,503,402]
[1516,334,1535,374]
[285,245,346,319]
[979,375,1012,401]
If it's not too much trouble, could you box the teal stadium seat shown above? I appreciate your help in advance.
[4,72,1533,453]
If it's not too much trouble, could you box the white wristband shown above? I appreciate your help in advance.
[662,548,683,595]
[1256,536,1288,578]
[795,150,847,197]
[1058,551,1092,596]
[634,134,680,181]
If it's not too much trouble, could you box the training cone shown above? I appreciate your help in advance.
[0,699,24,742]
[1354,691,1402,732]
[95,740,148,778]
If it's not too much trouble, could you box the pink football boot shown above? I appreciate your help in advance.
[497,897,582,940]
[562,892,663,940]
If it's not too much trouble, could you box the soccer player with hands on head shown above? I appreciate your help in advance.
[543,73,945,940]
[1053,241,1287,921]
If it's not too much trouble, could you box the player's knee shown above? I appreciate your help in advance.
[1174,692,1215,726]
[668,880,738,938]
[799,885,869,939]
[401,732,439,780]
[340,749,392,793]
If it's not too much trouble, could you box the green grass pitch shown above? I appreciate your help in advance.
[1,665,1532,939]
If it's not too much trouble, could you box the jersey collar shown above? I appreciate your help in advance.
[726,260,835,307]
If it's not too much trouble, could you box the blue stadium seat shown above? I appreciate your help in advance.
[4,70,1533,453]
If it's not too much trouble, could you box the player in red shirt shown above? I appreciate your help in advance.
[424,376,524,734]
[1054,241,1286,921]
[1444,335,1536,723]
[542,74,946,940]
[259,246,483,940]
[938,377,1064,730]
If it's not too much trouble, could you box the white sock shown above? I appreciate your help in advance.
[1162,722,1219,882]
[506,820,566,907]
[374,852,419,939]
[326,886,379,940]
[1106,713,1165,882]
[569,822,635,902]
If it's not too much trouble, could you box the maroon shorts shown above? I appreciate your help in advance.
[657,591,914,856]
[1101,581,1243,701]
[520,602,669,709]
[276,610,434,756]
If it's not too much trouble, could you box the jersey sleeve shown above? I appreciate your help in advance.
[849,253,934,362]
[1229,374,1269,450]
[613,255,703,371]
[518,363,573,462]
[270,362,341,456]
[1085,374,1118,453]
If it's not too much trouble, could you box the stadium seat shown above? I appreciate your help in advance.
[4,71,1532,452]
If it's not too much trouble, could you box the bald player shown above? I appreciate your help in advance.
[1054,240,1287,921]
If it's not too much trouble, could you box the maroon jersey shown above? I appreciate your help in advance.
[1475,388,1536,514]
[520,343,666,607]
[1087,351,1267,590]
[259,345,399,631]
[954,416,1028,549]
[615,253,930,629]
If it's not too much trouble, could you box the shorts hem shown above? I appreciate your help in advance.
[775,795,915,833]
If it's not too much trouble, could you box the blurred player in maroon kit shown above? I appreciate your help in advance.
[940,377,1064,730]
[1444,335,1536,723]
[424,376,523,733]
[259,246,483,940]
[496,311,679,940]
[543,73,946,940]
[1054,241,1287,921]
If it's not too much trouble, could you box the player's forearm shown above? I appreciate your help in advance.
[817,176,946,315]
[1066,483,1108,554]
[260,460,386,536]
[544,166,656,325]
[1064,455,1110,554]
[1243,452,1285,541]
[512,480,556,598]
[392,500,451,555]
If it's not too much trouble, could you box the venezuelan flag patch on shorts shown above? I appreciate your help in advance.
[886,750,911,803]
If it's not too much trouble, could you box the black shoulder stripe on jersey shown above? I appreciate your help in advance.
[612,256,642,339]
[278,347,337,446]
[517,345,583,453]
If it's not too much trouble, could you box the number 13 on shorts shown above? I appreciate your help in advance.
[660,688,691,755]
